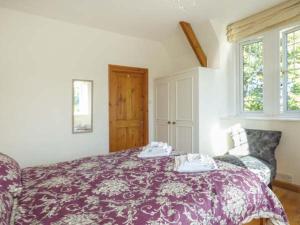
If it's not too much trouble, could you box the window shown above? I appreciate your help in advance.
[240,39,264,112]
[237,25,300,118]
[282,27,300,112]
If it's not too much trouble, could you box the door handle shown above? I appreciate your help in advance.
[167,121,171,124]
[172,121,176,125]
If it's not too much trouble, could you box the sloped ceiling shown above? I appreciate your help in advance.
[0,0,285,41]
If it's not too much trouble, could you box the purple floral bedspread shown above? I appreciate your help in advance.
[14,149,288,225]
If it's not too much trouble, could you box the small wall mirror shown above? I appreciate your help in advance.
[72,80,93,133]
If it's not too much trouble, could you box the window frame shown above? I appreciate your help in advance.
[238,37,264,116]
[235,24,300,119]
[281,25,300,115]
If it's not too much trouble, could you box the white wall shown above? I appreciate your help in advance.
[197,68,229,157]
[0,7,172,167]
[162,21,220,73]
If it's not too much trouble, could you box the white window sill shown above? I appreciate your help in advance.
[221,115,300,122]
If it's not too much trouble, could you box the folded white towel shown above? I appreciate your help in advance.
[149,141,168,148]
[174,154,218,172]
[138,142,172,158]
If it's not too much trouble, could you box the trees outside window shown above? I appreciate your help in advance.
[282,28,300,112]
[240,39,264,112]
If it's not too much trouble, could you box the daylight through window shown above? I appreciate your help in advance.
[240,39,264,112]
[282,27,300,112]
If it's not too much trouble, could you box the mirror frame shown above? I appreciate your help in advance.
[72,79,93,134]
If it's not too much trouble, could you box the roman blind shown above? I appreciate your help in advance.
[227,0,300,42]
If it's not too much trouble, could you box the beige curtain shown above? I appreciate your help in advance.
[227,0,300,42]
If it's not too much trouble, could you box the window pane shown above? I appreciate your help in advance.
[287,32,294,43]
[295,29,300,42]
[287,43,300,70]
[241,40,263,112]
[285,28,300,111]
[287,69,300,110]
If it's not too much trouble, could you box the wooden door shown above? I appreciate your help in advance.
[109,65,148,152]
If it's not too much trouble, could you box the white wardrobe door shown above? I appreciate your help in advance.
[154,81,171,145]
[174,125,193,153]
[172,75,195,153]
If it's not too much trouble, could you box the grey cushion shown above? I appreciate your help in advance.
[245,129,281,172]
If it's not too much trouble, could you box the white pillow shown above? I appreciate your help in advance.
[228,125,250,157]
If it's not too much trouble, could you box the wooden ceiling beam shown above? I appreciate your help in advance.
[179,21,207,67]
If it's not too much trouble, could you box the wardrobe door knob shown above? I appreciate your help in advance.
[172,121,176,125]
[167,121,171,124]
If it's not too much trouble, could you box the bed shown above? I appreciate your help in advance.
[0,149,288,225]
